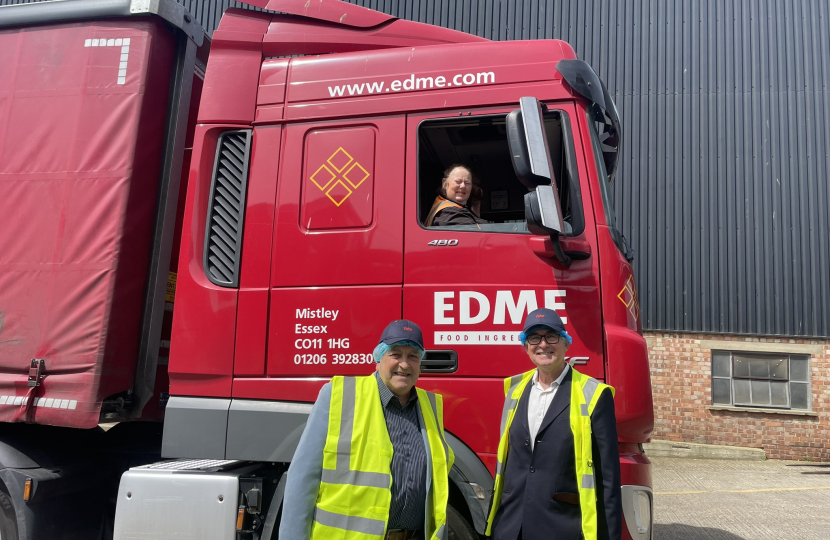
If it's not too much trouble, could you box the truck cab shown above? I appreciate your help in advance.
[158,4,653,540]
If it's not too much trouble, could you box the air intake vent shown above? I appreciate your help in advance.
[420,350,458,373]
[203,130,252,287]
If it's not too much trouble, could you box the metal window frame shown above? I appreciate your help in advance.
[732,378,789,409]
[710,351,732,406]
[730,353,789,381]
[711,350,812,411]
[788,355,812,411]
[416,108,586,237]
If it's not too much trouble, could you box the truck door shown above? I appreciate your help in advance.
[403,103,604,444]
[267,117,405,378]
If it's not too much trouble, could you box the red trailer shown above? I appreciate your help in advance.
[0,1,653,539]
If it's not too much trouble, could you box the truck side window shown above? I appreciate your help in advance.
[418,111,584,235]
[587,111,626,254]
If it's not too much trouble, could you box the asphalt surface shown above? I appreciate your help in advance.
[652,456,830,539]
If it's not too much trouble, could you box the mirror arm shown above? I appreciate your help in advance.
[550,235,572,267]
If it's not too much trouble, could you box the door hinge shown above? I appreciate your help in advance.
[28,359,44,387]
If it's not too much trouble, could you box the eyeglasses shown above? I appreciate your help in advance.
[526,333,561,345]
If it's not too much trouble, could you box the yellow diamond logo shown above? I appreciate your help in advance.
[325,179,353,206]
[310,164,336,191]
[310,147,370,207]
[617,276,639,321]
[327,147,353,173]
[343,161,370,189]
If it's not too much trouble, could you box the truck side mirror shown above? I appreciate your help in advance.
[525,187,571,266]
[508,97,571,266]
[524,185,560,236]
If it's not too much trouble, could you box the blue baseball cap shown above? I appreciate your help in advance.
[522,308,565,334]
[379,319,424,350]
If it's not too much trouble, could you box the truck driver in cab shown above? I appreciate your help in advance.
[424,164,488,228]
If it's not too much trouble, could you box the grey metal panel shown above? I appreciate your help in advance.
[225,399,313,462]
[4,0,829,337]
[0,0,132,28]
[161,396,230,459]
[114,469,239,540]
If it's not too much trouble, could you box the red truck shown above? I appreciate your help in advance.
[0,1,654,539]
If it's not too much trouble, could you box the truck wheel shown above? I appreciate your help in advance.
[447,504,478,540]
[0,489,18,540]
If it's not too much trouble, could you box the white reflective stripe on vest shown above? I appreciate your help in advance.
[582,378,600,410]
[427,391,450,466]
[581,474,595,489]
[498,396,517,435]
[494,378,525,480]
[337,376,356,470]
[578,376,601,492]
[314,507,386,537]
[321,468,391,488]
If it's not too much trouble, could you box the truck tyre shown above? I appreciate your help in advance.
[447,504,478,540]
[0,489,18,540]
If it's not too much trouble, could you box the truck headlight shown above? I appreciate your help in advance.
[621,485,653,540]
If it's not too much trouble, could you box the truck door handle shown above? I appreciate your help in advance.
[421,350,458,373]
[529,237,591,261]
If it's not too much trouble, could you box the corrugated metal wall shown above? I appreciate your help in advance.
[3,0,829,338]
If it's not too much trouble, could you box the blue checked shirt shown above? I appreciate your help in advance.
[374,372,428,530]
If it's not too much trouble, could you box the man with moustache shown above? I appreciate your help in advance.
[280,320,454,540]
[486,308,622,540]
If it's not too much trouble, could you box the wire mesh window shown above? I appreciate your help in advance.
[711,351,811,410]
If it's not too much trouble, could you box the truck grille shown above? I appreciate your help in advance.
[203,130,252,287]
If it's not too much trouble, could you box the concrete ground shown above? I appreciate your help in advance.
[652,456,830,539]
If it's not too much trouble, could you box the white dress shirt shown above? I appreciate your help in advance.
[527,363,570,450]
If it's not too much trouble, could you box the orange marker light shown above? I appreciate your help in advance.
[23,479,32,502]
[236,507,245,531]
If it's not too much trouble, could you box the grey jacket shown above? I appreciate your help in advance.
[279,381,446,540]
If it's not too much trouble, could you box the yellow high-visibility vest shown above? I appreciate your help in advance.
[312,375,454,540]
[485,367,615,539]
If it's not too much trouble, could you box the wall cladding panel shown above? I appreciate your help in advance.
[2,0,828,338]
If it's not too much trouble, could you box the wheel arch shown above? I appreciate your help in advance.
[445,430,493,536]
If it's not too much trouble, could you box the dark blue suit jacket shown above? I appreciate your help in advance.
[491,368,622,540]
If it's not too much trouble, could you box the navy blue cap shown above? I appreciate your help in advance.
[522,308,565,334]
[379,319,424,349]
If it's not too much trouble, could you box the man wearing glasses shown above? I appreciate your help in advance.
[485,308,622,540]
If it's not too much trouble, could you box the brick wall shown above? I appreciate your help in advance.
[645,332,830,461]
